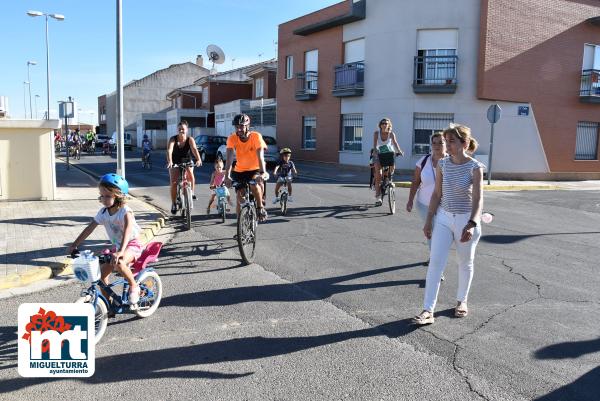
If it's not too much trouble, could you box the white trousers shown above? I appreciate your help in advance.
[423,208,481,312]
[416,200,432,250]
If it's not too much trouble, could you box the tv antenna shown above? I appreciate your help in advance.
[206,44,225,74]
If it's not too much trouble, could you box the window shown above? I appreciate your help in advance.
[575,121,599,160]
[416,49,457,84]
[255,78,264,98]
[285,56,293,79]
[344,38,365,64]
[416,29,458,85]
[413,113,454,155]
[202,87,208,104]
[302,116,316,149]
[582,44,600,70]
[341,114,363,151]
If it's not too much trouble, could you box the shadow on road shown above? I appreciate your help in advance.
[0,315,422,392]
[161,262,425,308]
[481,231,600,245]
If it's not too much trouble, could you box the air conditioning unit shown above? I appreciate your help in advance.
[0,96,8,118]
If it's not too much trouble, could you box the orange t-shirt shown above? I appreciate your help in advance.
[226,131,267,172]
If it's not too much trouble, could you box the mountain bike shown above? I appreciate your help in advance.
[233,180,258,265]
[71,242,163,344]
[172,161,194,230]
[378,152,400,214]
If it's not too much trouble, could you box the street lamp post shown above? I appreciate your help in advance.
[34,95,40,119]
[23,82,29,119]
[78,108,82,131]
[27,10,64,120]
[27,61,37,119]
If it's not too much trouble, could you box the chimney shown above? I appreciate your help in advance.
[196,55,204,67]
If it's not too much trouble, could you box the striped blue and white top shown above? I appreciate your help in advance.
[440,156,485,214]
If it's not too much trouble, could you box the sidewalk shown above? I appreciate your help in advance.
[295,160,600,190]
[0,160,165,291]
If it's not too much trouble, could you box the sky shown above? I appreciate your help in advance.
[1,0,339,124]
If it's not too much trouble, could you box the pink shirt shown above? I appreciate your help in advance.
[212,171,225,187]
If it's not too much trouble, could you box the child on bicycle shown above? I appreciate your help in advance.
[141,134,152,165]
[67,173,143,304]
[272,148,298,204]
[206,158,232,214]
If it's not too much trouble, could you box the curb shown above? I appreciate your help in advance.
[392,181,560,191]
[0,161,168,291]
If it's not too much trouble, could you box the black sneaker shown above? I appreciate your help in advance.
[171,204,177,215]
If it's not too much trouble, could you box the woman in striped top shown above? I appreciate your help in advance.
[413,124,485,325]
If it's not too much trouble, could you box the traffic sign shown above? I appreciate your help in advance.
[487,104,501,124]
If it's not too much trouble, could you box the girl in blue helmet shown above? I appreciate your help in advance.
[68,173,143,304]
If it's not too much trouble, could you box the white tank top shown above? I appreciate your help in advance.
[377,131,394,153]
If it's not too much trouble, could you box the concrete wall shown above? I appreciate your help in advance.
[339,0,548,174]
[0,120,60,200]
[105,62,209,136]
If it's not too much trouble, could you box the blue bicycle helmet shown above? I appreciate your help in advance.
[99,173,129,195]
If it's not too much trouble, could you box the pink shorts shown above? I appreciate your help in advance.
[111,239,144,261]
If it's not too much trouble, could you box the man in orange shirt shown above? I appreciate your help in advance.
[224,114,269,222]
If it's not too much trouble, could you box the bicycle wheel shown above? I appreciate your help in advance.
[220,202,226,223]
[388,184,396,214]
[280,193,288,216]
[134,271,163,318]
[183,186,192,230]
[75,295,108,344]
[237,205,257,265]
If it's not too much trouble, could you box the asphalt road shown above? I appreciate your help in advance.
[1,150,599,401]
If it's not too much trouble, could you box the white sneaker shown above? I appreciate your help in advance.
[375,198,383,206]
[288,196,294,202]
[128,286,140,304]
[272,197,280,204]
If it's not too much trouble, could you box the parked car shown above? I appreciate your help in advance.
[217,135,279,168]
[95,135,111,148]
[194,135,228,162]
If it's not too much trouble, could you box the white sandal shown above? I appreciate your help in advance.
[412,310,434,325]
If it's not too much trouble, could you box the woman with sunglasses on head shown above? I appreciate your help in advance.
[413,124,485,325]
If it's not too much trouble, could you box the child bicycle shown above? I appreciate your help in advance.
[71,242,163,344]
[275,175,294,216]
[171,161,194,230]
[214,184,229,223]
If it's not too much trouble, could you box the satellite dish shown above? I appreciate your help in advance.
[206,44,225,65]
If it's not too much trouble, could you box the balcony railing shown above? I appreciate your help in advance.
[580,69,600,103]
[333,61,364,97]
[296,71,318,101]
[413,55,458,93]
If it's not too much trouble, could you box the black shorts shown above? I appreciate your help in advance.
[231,170,260,187]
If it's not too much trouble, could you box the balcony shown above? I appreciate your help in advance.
[332,62,364,97]
[580,69,600,104]
[413,55,458,94]
[296,71,318,101]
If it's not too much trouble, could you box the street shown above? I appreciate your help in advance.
[1,151,599,401]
